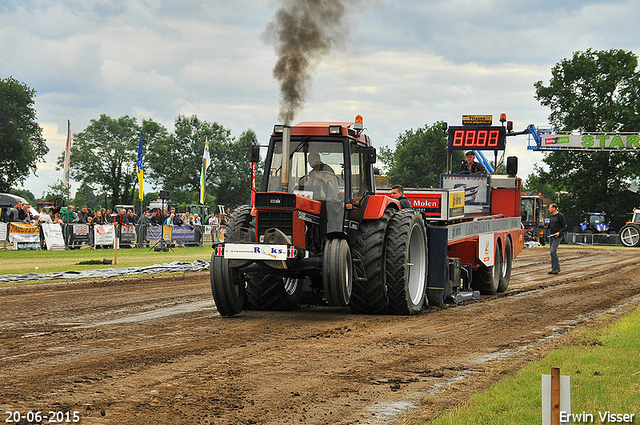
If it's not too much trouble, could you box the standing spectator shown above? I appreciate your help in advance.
[137,210,151,247]
[86,216,94,247]
[173,212,184,227]
[193,214,202,246]
[390,185,412,209]
[547,203,567,275]
[53,213,64,225]
[11,200,24,222]
[150,209,163,226]
[22,203,35,224]
[208,212,219,242]
[38,208,52,224]
[93,210,105,225]
[164,213,175,226]
[76,205,90,224]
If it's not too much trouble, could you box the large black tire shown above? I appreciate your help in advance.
[210,253,245,317]
[246,274,302,311]
[323,239,353,306]
[473,243,502,295]
[619,224,640,247]
[350,210,392,314]
[497,237,512,293]
[385,209,428,315]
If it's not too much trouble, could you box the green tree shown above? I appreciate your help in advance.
[211,129,260,209]
[146,115,230,201]
[532,49,640,227]
[0,77,49,192]
[59,115,168,207]
[381,122,463,188]
[44,179,71,204]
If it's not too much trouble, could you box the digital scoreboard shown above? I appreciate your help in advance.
[447,126,506,151]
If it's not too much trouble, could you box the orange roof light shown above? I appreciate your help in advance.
[353,114,364,130]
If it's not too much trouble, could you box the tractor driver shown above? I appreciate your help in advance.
[298,152,339,200]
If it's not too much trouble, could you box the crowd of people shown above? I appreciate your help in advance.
[7,200,226,249]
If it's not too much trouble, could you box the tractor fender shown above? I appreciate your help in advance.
[362,195,400,220]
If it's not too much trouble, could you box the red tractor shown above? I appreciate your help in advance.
[211,115,524,316]
[619,209,640,247]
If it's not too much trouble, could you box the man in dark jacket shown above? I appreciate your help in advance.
[390,185,412,209]
[547,203,567,274]
[459,151,487,174]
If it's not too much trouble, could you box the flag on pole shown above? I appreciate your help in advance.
[63,120,71,187]
[136,130,144,201]
[200,138,210,204]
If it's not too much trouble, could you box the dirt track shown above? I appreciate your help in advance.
[2,246,640,425]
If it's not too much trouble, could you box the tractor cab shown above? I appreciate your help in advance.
[261,118,377,248]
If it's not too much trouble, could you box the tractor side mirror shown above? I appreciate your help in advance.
[364,146,377,165]
[250,145,260,163]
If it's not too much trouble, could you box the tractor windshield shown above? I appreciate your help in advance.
[267,141,345,202]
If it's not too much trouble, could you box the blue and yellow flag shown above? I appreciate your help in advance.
[136,130,144,201]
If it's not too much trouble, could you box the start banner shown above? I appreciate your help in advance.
[541,134,640,150]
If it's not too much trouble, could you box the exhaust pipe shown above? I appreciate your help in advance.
[281,125,291,192]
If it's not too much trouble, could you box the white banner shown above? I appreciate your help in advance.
[94,224,115,246]
[8,223,40,250]
[541,134,640,150]
[42,223,65,250]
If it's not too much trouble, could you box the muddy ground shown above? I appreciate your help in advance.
[2,246,640,425]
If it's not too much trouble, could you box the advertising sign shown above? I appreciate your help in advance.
[120,224,135,243]
[541,134,640,150]
[170,226,196,242]
[42,223,65,250]
[8,223,40,250]
[441,175,490,206]
[72,224,89,246]
[94,224,115,246]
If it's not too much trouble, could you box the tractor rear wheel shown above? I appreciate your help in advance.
[385,209,428,315]
[473,243,502,295]
[210,254,245,317]
[246,274,302,311]
[497,237,512,293]
[323,239,353,306]
[350,210,392,314]
[619,224,640,247]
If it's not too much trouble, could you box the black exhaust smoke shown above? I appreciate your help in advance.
[264,0,358,125]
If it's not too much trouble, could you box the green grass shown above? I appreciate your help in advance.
[0,245,214,277]
[419,307,640,424]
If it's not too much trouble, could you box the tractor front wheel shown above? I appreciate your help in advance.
[210,253,245,317]
[323,239,353,306]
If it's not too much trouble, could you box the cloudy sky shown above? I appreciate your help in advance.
[2,0,639,199]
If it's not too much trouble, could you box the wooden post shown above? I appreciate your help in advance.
[551,367,560,425]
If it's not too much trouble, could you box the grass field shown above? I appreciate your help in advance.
[0,245,214,277]
[412,305,640,425]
